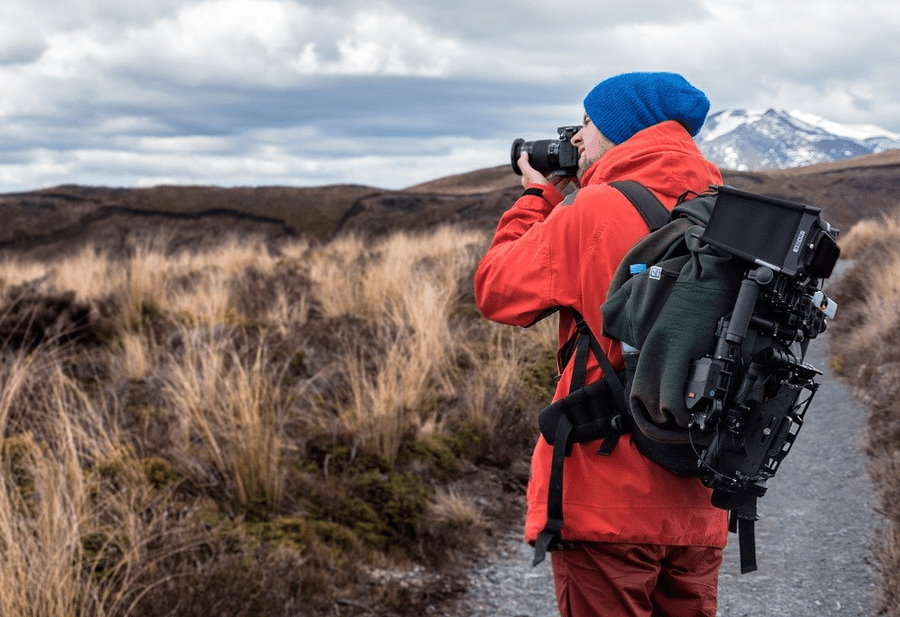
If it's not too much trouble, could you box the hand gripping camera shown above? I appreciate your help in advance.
[510,126,581,177]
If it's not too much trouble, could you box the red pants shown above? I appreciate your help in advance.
[551,543,722,617]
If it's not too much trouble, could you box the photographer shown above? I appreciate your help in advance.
[474,72,728,617]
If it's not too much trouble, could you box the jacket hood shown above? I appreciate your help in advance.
[580,121,722,202]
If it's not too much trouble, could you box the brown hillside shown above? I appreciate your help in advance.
[0,150,897,257]
[720,150,900,232]
[405,165,520,195]
[0,184,379,257]
[409,150,900,233]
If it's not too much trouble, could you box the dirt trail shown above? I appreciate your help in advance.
[714,305,878,616]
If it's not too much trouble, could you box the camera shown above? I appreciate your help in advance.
[683,186,841,513]
[510,125,580,177]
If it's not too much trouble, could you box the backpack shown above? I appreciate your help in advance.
[532,182,840,573]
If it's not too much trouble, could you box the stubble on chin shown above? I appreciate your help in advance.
[576,138,615,181]
[577,155,599,181]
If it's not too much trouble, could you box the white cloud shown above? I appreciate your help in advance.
[315,11,458,76]
[0,0,898,192]
[0,123,510,192]
[13,0,460,89]
[592,0,900,128]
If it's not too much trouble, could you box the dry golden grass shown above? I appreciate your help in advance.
[428,487,487,532]
[838,209,900,259]
[0,352,178,617]
[0,257,46,289]
[116,330,155,381]
[461,326,532,434]
[161,328,294,514]
[829,205,900,616]
[167,268,234,326]
[53,245,128,300]
[0,351,39,434]
[0,223,556,616]
[311,225,504,462]
[265,283,312,336]
[307,234,369,317]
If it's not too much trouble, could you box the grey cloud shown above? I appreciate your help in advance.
[10,0,184,30]
[1,0,899,193]
[0,39,46,65]
[353,0,711,37]
[29,72,568,142]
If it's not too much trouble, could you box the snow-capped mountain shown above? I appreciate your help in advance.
[696,108,900,170]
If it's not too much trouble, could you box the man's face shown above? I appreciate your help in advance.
[571,114,614,178]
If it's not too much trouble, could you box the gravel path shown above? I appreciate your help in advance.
[453,266,879,617]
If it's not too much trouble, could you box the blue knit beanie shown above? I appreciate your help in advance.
[582,72,710,144]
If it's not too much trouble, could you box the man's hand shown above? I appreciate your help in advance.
[518,152,576,192]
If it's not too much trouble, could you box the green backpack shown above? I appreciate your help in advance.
[602,189,744,469]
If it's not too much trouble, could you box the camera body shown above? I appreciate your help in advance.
[510,125,580,177]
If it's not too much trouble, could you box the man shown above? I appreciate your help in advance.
[474,72,729,616]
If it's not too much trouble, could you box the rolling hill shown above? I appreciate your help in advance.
[0,149,897,258]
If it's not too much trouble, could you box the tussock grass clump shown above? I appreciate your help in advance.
[0,224,555,616]
[161,330,292,516]
[837,210,900,260]
[0,351,179,617]
[829,205,900,616]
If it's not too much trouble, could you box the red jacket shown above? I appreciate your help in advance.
[475,121,729,547]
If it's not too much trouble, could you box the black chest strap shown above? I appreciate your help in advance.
[533,314,630,565]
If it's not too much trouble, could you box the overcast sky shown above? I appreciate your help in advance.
[1,0,897,192]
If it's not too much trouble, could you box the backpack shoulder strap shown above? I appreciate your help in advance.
[609,180,670,231]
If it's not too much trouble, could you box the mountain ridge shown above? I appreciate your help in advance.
[697,108,900,171]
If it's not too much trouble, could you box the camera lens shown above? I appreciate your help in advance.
[510,138,560,176]
[510,138,526,175]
